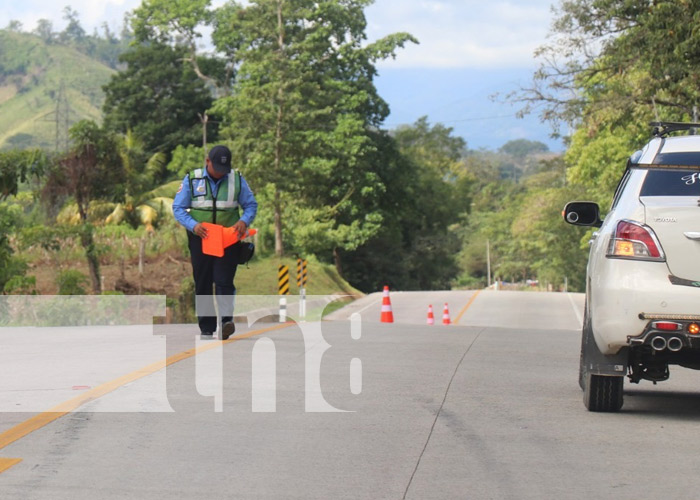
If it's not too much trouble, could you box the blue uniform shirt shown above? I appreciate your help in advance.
[172,168,258,233]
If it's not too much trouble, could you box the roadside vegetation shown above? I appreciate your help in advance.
[1,0,691,307]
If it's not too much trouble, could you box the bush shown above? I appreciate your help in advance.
[0,203,28,290]
[3,275,37,294]
[56,269,89,295]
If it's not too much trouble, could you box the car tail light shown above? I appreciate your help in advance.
[607,220,665,261]
[689,323,700,335]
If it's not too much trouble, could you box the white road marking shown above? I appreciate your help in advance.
[567,293,583,327]
[352,294,381,316]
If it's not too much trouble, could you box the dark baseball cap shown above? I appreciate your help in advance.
[208,145,232,174]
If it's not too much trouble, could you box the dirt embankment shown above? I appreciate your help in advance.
[29,252,192,297]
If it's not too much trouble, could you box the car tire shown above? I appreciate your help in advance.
[584,374,624,412]
[580,299,625,411]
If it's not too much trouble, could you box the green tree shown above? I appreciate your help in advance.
[0,203,29,293]
[0,149,47,201]
[392,117,472,218]
[495,139,551,183]
[337,133,423,290]
[340,120,468,291]
[499,139,548,159]
[505,0,700,291]
[7,20,23,33]
[212,0,416,258]
[131,0,231,95]
[393,116,467,177]
[508,160,590,291]
[33,19,54,43]
[565,123,645,204]
[102,42,215,154]
[451,146,592,291]
[518,0,700,130]
[60,6,86,44]
[456,180,522,286]
[43,120,122,293]
[85,23,133,69]
[166,144,206,179]
[103,130,172,231]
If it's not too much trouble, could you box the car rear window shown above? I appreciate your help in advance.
[653,151,700,166]
[640,169,700,196]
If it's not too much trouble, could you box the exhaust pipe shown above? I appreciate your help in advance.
[651,336,667,351]
[668,337,683,352]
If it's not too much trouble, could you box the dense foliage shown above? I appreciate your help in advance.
[517,0,700,202]
[6,0,693,296]
[102,43,215,154]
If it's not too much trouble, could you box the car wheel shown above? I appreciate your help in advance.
[584,374,624,412]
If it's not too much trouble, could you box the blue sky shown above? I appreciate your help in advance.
[2,0,564,152]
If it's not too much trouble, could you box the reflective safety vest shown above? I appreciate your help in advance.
[187,168,241,227]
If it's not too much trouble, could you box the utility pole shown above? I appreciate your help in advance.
[486,239,491,289]
[198,112,209,157]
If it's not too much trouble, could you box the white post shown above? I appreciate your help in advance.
[279,296,287,322]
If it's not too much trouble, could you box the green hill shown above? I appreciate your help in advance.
[0,30,114,151]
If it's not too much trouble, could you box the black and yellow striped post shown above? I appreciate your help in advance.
[278,265,290,295]
[296,259,309,289]
[296,258,308,319]
[278,264,289,322]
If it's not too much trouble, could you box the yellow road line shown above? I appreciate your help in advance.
[0,322,292,473]
[453,290,482,325]
[0,458,22,473]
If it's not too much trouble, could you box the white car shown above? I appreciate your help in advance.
[564,122,700,412]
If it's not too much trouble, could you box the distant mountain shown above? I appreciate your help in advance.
[0,30,115,151]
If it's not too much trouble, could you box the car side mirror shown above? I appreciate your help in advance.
[563,201,603,227]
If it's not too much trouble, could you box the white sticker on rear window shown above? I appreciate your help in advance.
[682,172,700,185]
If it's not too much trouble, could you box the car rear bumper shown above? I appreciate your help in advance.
[591,259,700,354]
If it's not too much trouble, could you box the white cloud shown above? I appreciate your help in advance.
[366,0,554,69]
[2,0,555,70]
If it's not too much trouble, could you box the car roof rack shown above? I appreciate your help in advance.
[650,121,700,137]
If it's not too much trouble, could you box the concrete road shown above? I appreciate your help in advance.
[2,290,700,499]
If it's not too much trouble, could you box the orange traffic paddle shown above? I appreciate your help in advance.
[201,222,257,257]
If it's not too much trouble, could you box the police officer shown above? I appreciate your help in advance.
[172,145,258,340]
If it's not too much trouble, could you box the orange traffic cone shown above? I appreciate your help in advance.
[380,285,394,323]
[427,304,435,325]
[442,303,451,325]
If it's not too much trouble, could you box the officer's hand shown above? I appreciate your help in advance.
[193,223,208,239]
[233,220,248,238]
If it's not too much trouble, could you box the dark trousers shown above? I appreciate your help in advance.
[187,231,241,334]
